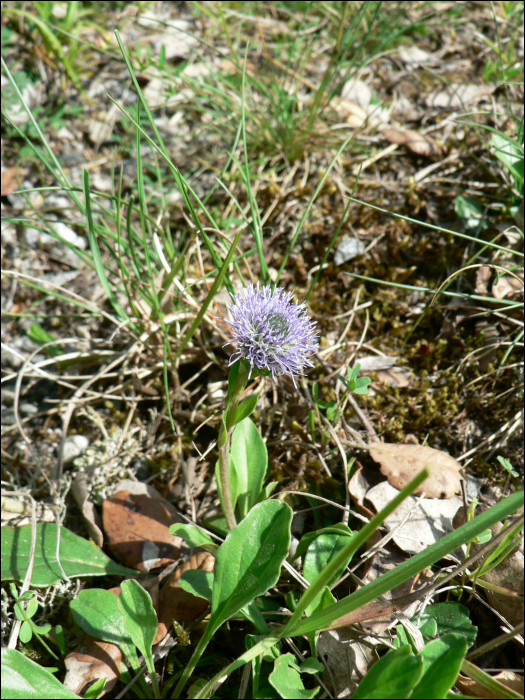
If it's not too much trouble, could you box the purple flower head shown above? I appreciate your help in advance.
[224,283,319,386]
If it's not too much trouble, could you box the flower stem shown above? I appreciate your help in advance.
[218,429,237,530]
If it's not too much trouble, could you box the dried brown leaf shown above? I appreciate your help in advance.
[318,628,380,697]
[365,480,463,555]
[64,637,122,697]
[492,271,524,300]
[382,128,440,157]
[369,443,464,498]
[155,552,215,644]
[455,671,524,699]
[1,168,22,197]
[72,472,104,548]
[475,265,492,295]
[102,490,182,572]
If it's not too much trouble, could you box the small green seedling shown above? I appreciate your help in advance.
[346,363,372,395]
[10,585,56,658]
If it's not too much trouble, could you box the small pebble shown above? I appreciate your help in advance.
[62,434,90,464]
[19,403,38,416]
[334,238,365,266]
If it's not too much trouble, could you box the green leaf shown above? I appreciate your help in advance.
[353,645,424,699]
[118,579,158,661]
[492,133,524,184]
[202,512,228,538]
[303,531,354,614]
[418,603,477,648]
[300,658,324,675]
[83,169,128,322]
[230,418,268,518]
[25,598,38,619]
[179,570,214,602]
[411,633,468,699]
[269,653,320,699]
[19,621,33,644]
[306,586,336,656]
[454,195,489,231]
[83,678,107,699]
[27,323,63,357]
[70,589,137,666]
[296,524,354,561]
[241,599,270,635]
[210,500,292,633]
[256,481,279,504]
[285,489,522,638]
[1,523,136,587]
[1,648,78,699]
[353,376,371,395]
[231,393,259,427]
[169,524,218,554]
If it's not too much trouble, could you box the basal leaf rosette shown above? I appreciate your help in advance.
[224,283,319,386]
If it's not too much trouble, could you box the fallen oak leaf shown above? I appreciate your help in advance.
[369,443,465,499]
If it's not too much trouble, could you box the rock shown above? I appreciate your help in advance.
[334,238,365,265]
[49,222,87,250]
[19,402,38,416]
[62,435,90,465]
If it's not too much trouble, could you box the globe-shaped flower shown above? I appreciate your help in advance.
[224,283,319,385]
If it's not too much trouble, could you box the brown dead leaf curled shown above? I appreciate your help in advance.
[1,168,23,197]
[375,369,412,388]
[64,636,122,697]
[368,443,464,499]
[348,464,376,522]
[155,552,215,644]
[455,670,524,699]
[332,97,368,128]
[475,265,492,295]
[492,270,524,300]
[426,83,495,110]
[72,471,104,548]
[102,490,182,572]
[382,128,440,157]
[479,522,524,628]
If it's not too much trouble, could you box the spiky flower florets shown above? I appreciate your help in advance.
[224,283,319,385]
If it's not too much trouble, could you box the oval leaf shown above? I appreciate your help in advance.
[169,525,218,554]
[269,653,320,699]
[1,648,78,699]
[210,500,292,632]
[179,570,214,602]
[353,645,424,699]
[411,633,468,699]
[119,579,158,660]
[230,418,268,517]
[1,523,136,587]
[70,589,136,664]
[231,394,259,427]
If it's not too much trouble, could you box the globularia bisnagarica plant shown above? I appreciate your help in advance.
[217,283,319,530]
